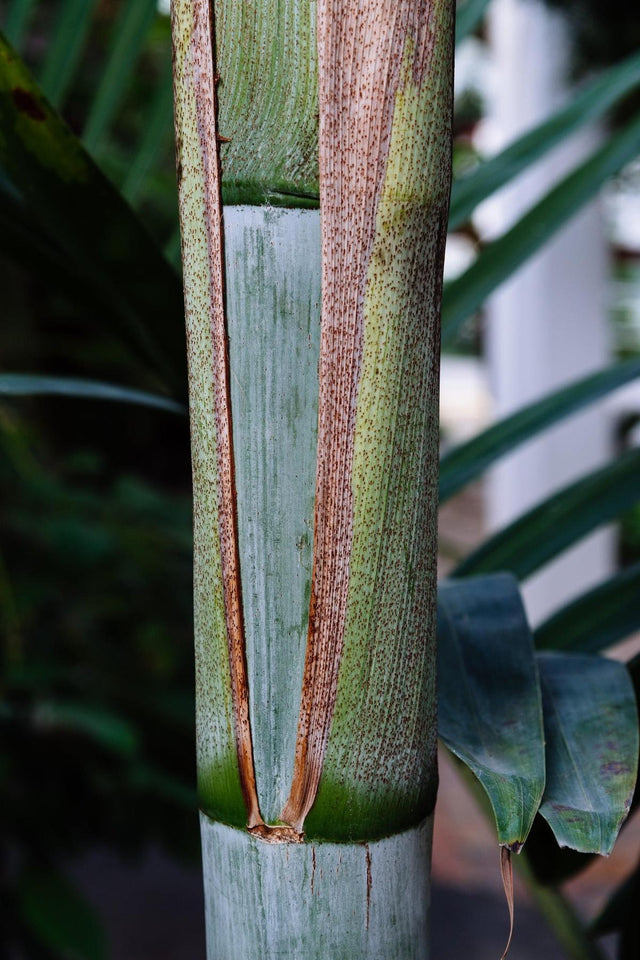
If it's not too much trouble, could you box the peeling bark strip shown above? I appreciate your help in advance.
[284,0,454,837]
[172,0,261,828]
[499,847,515,960]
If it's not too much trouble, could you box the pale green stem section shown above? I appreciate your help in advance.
[214,0,318,200]
[200,813,432,960]
[226,206,320,822]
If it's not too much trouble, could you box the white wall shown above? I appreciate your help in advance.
[483,0,615,625]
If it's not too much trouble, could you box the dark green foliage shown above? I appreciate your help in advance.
[439,576,637,858]
[0,412,198,956]
[16,869,107,960]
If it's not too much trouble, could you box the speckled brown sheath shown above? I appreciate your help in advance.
[176,0,261,829]
[283,0,448,832]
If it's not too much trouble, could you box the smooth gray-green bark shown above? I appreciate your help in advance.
[201,814,433,960]
[227,207,320,823]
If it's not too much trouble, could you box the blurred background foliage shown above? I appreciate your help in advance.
[0,3,197,955]
[0,0,639,958]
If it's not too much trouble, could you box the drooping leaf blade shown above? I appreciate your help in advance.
[449,50,640,231]
[442,113,640,347]
[16,869,107,960]
[535,562,640,654]
[439,358,640,503]
[83,0,160,153]
[0,33,186,397]
[437,573,545,849]
[39,0,100,107]
[537,652,638,855]
[0,373,186,415]
[454,447,640,580]
[524,650,640,885]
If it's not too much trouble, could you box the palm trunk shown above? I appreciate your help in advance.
[171,1,454,957]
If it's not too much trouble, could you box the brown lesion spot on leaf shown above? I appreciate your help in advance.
[601,760,630,777]
[11,87,47,122]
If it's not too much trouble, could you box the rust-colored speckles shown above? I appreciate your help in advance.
[283,0,453,837]
[11,87,46,121]
[172,0,262,830]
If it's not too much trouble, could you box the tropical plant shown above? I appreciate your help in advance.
[1,0,640,958]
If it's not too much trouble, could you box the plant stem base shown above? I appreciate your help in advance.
[200,812,432,959]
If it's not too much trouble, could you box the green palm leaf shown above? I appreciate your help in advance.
[455,447,640,580]
[0,373,186,414]
[438,574,545,849]
[442,113,640,346]
[449,50,640,231]
[440,358,640,503]
[0,32,185,396]
[3,0,37,50]
[39,0,100,107]
[535,562,640,654]
[122,50,174,204]
[537,652,638,855]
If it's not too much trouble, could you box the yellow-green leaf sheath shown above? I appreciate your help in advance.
[285,0,454,840]
[172,0,254,828]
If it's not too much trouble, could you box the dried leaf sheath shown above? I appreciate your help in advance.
[283,0,454,839]
[172,0,260,828]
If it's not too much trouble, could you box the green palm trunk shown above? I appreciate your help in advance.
[171,1,454,956]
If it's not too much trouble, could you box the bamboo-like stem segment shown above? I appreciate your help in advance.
[172,0,261,828]
[200,813,433,960]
